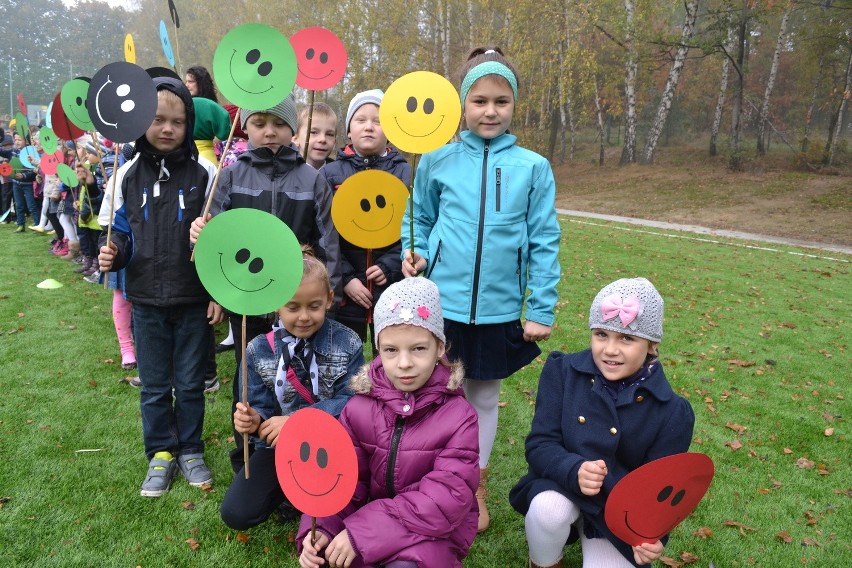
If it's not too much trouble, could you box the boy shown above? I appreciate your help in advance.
[97,77,222,497]
[319,89,410,344]
[189,93,340,473]
[292,102,338,169]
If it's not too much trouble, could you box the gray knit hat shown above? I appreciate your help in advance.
[240,94,298,134]
[373,277,445,348]
[589,277,664,343]
[345,88,383,134]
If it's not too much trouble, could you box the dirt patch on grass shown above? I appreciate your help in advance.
[552,149,851,247]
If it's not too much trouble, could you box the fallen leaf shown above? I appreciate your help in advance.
[776,530,793,543]
[725,440,743,451]
[659,557,683,568]
[728,358,755,367]
[680,551,699,563]
[801,538,820,546]
[824,428,834,436]
[185,538,200,551]
[103,358,115,364]
[783,448,793,454]
[693,527,713,539]
[497,401,508,408]
[723,519,758,535]
[181,501,196,510]
[236,532,251,543]
[796,457,815,469]
[757,488,771,494]
[726,422,747,434]
[780,322,797,328]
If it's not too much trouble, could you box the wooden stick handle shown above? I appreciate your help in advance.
[301,90,316,162]
[241,315,250,479]
[102,142,122,289]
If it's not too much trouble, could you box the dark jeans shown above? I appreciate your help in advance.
[220,447,288,530]
[0,182,12,216]
[78,226,100,257]
[132,302,211,459]
[12,181,38,226]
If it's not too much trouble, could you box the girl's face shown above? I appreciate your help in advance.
[378,325,445,393]
[463,75,514,139]
[246,112,293,153]
[277,277,333,339]
[184,73,198,96]
[591,329,658,382]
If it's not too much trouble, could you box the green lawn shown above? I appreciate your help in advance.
[0,217,849,567]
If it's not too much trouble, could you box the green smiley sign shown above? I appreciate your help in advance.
[212,24,297,109]
[194,208,303,315]
[40,127,58,154]
[60,77,94,131]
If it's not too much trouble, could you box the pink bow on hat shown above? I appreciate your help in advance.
[601,294,640,327]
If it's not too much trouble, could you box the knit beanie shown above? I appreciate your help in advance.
[240,94,298,134]
[589,277,664,343]
[345,89,383,134]
[82,135,110,156]
[373,277,445,348]
[193,97,231,141]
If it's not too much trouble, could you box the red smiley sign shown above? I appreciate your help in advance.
[605,452,714,546]
[289,27,348,91]
[40,150,64,176]
[275,407,357,518]
[0,163,11,177]
[50,92,84,141]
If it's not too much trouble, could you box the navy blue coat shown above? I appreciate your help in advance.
[509,349,695,565]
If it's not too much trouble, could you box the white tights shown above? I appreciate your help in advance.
[525,490,634,568]
[59,213,78,242]
[463,378,501,468]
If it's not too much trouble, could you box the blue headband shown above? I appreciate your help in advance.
[459,61,519,107]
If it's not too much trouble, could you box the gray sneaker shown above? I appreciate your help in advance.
[177,453,213,487]
[204,377,220,394]
[140,452,177,497]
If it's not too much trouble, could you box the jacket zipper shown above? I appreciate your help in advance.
[495,167,501,212]
[385,415,405,498]
[517,247,523,296]
[425,240,442,279]
[142,187,148,221]
[469,141,489,323]
[177,189,184,221]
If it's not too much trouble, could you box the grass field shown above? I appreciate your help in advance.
[0,213,849,567]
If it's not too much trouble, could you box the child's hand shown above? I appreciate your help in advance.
[402,250,426,277]
[299,531,330,568]
[523,321,552,342]
[258,415,288,447]
[632,540,664,565]
[233,402,260,434]
[578,459,608,496]
[344,279,372,310]
[97,243,117,272]
[75,164,94,184]
[365,265,387,286]
[325,529,356,568]
[189,214,210,245]
[207,301,223,325]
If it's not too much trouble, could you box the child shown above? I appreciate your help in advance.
[97,77,221,497]
[298,277,479,568]
[292,101,338,169]
[321,89,411,345]
[74,136,110,280]
[401,46,561,532]
[190,94,340,472]
[0,135,14,222]
[219,247,363,531]
[509,278,695,567]
[3,133,39,232]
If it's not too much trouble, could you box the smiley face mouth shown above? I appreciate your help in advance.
[623,511,678,541]
[219,252,274,292]
[288,461,343,497]
[229,50,273,95]
[351,205,395,233]
[297,66,334,81]
[394,116,444,138]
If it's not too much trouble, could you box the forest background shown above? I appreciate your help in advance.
[0,0,850,175]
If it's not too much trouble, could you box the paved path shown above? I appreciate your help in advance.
[557,209,852,258]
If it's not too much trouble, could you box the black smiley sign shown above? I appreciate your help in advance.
[86,62,158,143]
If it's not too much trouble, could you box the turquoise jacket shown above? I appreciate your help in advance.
[401,130,561,325]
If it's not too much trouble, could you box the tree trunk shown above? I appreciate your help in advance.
[757,4,791,155]
[620,0,638,164]
[640,0,700,164]
[710,27,736,157]
[801,56,824,153]
[468,0,474,49]
[823,45,852,165]
[729,1,750,171]
[595,76,606,166]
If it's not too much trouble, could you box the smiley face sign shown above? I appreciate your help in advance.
[0,163,11,177]
[40,150,64,175]
[14,111,29,142]
[61,77,94,131]
[331,170,408,249]
[51,92,84,140]
[289,27,347,91]
[124,33,136,64]
[87,62,158,143]
[275,407,357,518]
[380,71,461,154]
[18,146,40,170]
[40,127,58,154]
[194,208,303,315]
[56,163,79,188]
[212,24,296,109]
[605,453,714,546]
[159,20,175,67]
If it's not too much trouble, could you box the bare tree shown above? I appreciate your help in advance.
[710,26,736,157]
[824,45,852,165]
[757,2,792,155]
[620,0,638,164]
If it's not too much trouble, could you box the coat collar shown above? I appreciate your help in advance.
[571,348,676,403]
[460,129,516,154]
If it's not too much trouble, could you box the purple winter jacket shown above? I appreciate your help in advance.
[298,357,479,567]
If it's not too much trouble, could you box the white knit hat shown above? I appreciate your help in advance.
[589,278,664,343]
[373,277,445,348]
[345,89,383,134]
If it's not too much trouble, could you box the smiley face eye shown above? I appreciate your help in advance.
[657,486,673,502]
[76,97,83,106]
[671,489,686,506]
[406,96,417,113]
[375,195,386,208]
[300,441,310,462]
[235,248,250,263]
[246,49,260,64]
[258,61,273,77]
[423,98,435,114]
[316,448,328,468]
[319,52,328,64]
[306,48,315,60]
[360,198,370,212]
[248,257,264,273]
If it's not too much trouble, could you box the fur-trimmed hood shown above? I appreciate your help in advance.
[350,357,465,395]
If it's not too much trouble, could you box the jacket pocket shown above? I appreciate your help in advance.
[317,355,347,395]
[425,239,442,279]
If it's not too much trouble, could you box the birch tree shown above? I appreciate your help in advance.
[756,2,792,155]
[710,26,736,156]
[620,0,639,164]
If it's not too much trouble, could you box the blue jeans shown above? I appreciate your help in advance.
[132,302,211,459]
[11,181,39,226]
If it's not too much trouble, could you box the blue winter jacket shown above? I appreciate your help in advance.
[401,130,561,325]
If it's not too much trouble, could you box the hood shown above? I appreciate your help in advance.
[350,357,465,396]
[133,77,198,161]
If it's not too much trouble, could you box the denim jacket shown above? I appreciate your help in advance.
[239,317,363,448]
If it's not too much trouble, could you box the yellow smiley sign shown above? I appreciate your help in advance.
[124,34,136,64]
[380,71,461,154]
[331,170,409,249]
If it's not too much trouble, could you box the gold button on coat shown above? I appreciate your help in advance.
[635,395,645,402]
[578,416,586,424]
[610,427,618,435]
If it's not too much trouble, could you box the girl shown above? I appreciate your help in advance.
[219,247,363,531]
[298,277,479,568]
[509,278,695,567]
[401,46,561,531]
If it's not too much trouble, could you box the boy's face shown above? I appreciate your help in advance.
[348,104,386,157]
[246,113,293,154]
[590,329,658,382]
[13,134,24,149]
[145,93,187,154]
[293,113,337,168]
